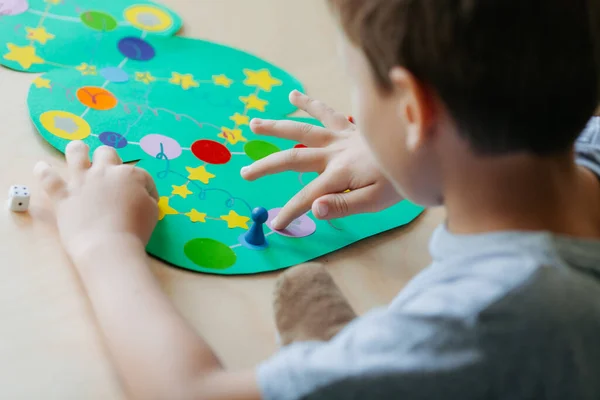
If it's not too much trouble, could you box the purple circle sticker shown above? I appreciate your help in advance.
[0,0,29,16]
[267,208,317,238]
[99,131,128,149]
[117,37,156,61]
[140,134,182,160]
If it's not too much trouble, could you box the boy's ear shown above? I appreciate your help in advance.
[389,67,435,151]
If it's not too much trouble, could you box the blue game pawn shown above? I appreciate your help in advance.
[244,207,269,247]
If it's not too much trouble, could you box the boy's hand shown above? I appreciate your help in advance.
[242,90,401,230]
[34,141,159,261]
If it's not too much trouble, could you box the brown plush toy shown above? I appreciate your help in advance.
[273,263,357,346]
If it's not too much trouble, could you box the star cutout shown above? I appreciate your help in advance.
[212,74,233,88]
[229,113,250,126]
[171,184,193,199]
[75,63,97,75]
[169,72,199,90]
[220,210,250,229]
[3,43,44,69]
[239,94,268,112]
[218,127,247,145]
[243,69,282,92]
[26,27,55,45]
[186,166,215,184]
[158,197,178,221]
[33,77,51,89]
[185,209,207,223]
[135,71,156,84]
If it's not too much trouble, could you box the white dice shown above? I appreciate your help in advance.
[7,185,30,212]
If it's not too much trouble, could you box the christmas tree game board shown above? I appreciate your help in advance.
[0,0,423,275]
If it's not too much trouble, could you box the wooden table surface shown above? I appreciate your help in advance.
[0,1,443,398]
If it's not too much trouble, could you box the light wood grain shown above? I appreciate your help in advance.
[0,1,444,398]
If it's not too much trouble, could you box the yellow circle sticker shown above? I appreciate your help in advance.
[40,111,91,141]
[124,5,173,32]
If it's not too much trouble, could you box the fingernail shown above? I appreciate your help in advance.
[316,202,329,218]
[251,118,262,125]
[291,90,301,96]
[271,217,281,229]
[240,166,250,177]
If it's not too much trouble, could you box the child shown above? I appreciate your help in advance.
[34,0,600,399]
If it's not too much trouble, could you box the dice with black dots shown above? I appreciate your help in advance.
[7,185,30,212]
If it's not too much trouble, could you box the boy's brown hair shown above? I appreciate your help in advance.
[328,0,599,156]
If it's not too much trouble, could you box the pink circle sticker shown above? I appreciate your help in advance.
[0,0,29,16]
[140,134,182,160]
[267,208,317,238]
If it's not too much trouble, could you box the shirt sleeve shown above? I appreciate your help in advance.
[257,290,494,400]
[576,116,600,178]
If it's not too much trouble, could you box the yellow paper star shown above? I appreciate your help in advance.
[75,63,97,75]
[218,127,247,145]
[239,94,268,112]
[220,210,250,229]
[185,209,207,223]
[212,74,233,88]
[230,113,250,126]
[171,184,193,199]
[3,43,44,69]
[26,27,55,45]
[135,71,156,84]
[169,72,199,90]
[33,77,51,89]
[158,197,178,221]
[186,166,215,184]
[243,69,282,92]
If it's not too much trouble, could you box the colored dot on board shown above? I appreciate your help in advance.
[294,144,307,149]
[0,0,29,16]
[184,238,237,270]
[244,140,280,161]
[191,140,231,165]
[267,208,317,238]
[40,110,91,141]
[117,37,156,61]
[124,5,173,33]
[140,134,182,160]
[76,86,118,111]
[99,131,128,149]
[80,11,118,32]
[99,67,129,83]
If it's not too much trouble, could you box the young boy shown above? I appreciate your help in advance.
[33,0,600,399]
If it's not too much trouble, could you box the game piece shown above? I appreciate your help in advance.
[245,207,269,247]
[7,185,30,212]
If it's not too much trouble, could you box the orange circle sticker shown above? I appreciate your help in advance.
[76,86,118,111]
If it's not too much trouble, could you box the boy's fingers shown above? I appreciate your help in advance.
[271,173,334,230]
[290,90,351,130]
[92,146,122,168]
[65,141,91,174]
[33,161,67,201]
[241,148,327,181]
[312,186,380,220]
[135,168,159,201]
[250,119,333,147]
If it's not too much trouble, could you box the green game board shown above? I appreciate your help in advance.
[0,0,181,73]
[2,1,424,275]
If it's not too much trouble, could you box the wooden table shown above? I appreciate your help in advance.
[0,1,444,398]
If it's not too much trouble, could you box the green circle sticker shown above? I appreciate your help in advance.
[244,140,280,161]
[81,11,118,32]
[184,238,237,270]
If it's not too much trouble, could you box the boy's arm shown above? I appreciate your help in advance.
[74,237,260,400]
[35,142,261,400]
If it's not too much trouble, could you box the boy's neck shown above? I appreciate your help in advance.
[443,151,600,238]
